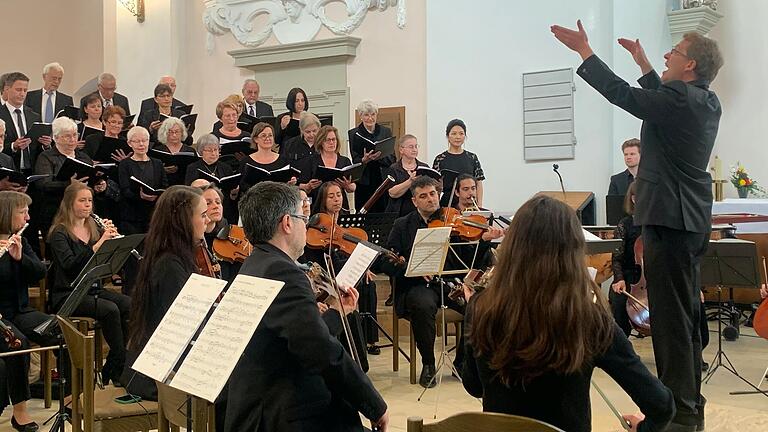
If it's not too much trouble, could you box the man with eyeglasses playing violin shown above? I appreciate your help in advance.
[385,175,503,388]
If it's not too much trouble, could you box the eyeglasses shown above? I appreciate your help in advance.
[670,47,690,59]
[257,133,274,140]
[201,147,220,153]
[167,129,183,135]
[302,197,312,205]
[288,213,309,224]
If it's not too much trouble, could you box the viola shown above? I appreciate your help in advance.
[0,314,22,349]
[623,237,651,336]
[753,258,768,340]
[194,239,221,279]
[428,207,490,241]
[212,224,253,263]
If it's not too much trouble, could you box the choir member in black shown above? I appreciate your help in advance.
[211,101,250,143]
[0,120,27,193]
[608,138,641,196]
[307,181,377,363]
[432,119,485,207]
[238,122,295,194]
[136,84,185,144]
[0,191,49,432]
[126,186,227,428]
[77,93,104,151]
[386,176,502,388]
[349,100,395,213]
[211,94,246,135]
[186,134,239,220]
[307,125,355,209]
[117,126,167,235]
[385,134,428,217]
[276,87,308,146]
[84,105,132,163]
[224,181,388,432]
[34,117,94,243]
[47,182,130,385]
[242,79,274,117]
[610,183,641,337]
[462,195,674,432]
[282,112,321,194]
[154,117,196,186]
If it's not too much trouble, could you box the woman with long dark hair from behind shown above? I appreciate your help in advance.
[462,195,674,432]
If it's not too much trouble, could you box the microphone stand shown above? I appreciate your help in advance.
[553,163,567,199]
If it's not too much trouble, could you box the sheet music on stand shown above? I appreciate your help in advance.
[404,227,453,277]
[335,242,379,288]
[132,273,284,402]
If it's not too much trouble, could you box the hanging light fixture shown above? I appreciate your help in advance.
[118,0,145,23]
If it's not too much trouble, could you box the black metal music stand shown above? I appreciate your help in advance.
[35,234,144,431]
[337,212,404,357]
[699,240,767,397]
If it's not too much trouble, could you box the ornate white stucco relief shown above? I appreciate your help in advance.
[203,0,406,53]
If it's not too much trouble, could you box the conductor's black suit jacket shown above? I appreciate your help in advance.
[578,55,721,233]
[224,242,386,432]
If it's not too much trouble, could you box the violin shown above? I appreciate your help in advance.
[0,314,22,349]
[428,207,490,241]
[623,237,651,336]
[194,238,221,279]
[448,249,498,306]
[753,257,768,340]
[212,224,253,263]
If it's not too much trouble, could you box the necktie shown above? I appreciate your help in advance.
[249,105,255,117]
[15,109,30,170]
[45,91,54,123]
[105,99,112,108]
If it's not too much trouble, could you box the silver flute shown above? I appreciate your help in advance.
[0,223,29,258]
[90,213,123,238]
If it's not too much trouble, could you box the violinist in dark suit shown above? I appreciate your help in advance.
[348,100,394,213]
[608,138,641,196]
[553,22,723,432]
[1,72,50,173]
[79,73,131,116]
[138,76,185,114]
[25,62,74,123]
[225,182,388,432]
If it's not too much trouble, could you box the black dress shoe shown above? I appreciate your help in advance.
[664,422,696,432]
[419,365,437,389]
[11,416,39,432]
[696,395,706,432]
[367,345,381,355]
[385,294,393,307]
[701,361,709,372]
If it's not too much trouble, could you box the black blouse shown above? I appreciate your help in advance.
[280,135,316,184]
[238,154,291,194]
[184,159,234,186]
[384,158,429,217]
[348,123,395,187]
[139,252,194,349]
[152,143,197,186]
[136,108,186,144]
[432,150,485,206]
[34,147,94,224]
[275,113,300,146]
[47,226,97,307]
[0,237,47,319]
[117,157,168,232]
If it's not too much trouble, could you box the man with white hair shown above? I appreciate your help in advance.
[25,62,74,123]
[80,72,131,116]
[241,79,274,117]
[139,75,186,114]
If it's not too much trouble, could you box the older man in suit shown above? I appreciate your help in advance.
[25,62,74,123]
[225,182,388,432]
[608,138,640,196]
[553,22,723,432]
[241,79,274,118]
[80,72,131,116]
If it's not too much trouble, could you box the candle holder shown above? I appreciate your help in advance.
[713,179,727,202]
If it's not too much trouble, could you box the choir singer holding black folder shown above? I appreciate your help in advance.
[348,99,394,213]
[34,117,94,238]
[136,84,185,144]
[238,122,295,194]
[84,105,132,163]
[152,117,197,186]
[306,126,355,209]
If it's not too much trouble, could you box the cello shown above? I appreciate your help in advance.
[623,237,651,336]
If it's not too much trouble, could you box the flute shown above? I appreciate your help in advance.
[0,223,29,258]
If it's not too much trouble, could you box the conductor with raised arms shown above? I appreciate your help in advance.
[552,20,723,432]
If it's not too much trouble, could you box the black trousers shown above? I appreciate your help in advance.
[643,225,708,426]
[404,283,462,368]
[358,278,379,344]
[66,290,131,368]
[0,319,31,406]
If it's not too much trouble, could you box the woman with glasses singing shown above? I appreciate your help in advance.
[385,134,429,217]
[238,122,295,194]
[154,117,196,187]
[84,105,132,164]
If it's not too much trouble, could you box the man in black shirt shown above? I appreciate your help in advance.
[608,138,641,196]
[387,176,502,388]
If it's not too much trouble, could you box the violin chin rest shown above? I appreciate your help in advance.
[216,224,231,240]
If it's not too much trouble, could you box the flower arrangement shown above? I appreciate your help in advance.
[730,163,765,198]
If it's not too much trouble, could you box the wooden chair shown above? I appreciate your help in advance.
[156,381,216,432]
[407,412,565,432]
[57,316,157,432]
[391,278,418,384]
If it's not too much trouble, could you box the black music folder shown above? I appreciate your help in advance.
[416,166,442,180]
[79,124,103,141]
[55,158,113,181]
[26,122,51,142]
[92,137,132,162]
[56,105,81,121]
[130,176,166,196]
[315,163,364,182]
[242,164,300,184]
[219,138,254,156]
[196,170,242,190]
[355,133,396,159]
[0,167,48,185]
[148,148,199,168]
[175,104,194,115]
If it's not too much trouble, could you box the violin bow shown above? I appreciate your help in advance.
[591,380,632,431]
[322,253,362,369]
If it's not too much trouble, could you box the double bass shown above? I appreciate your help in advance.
[623,237,651,336]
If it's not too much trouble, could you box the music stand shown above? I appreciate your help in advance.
[699,239,767,397]
[35,234,144,432]
[336,212,405,361]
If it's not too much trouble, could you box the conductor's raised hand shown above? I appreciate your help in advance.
[618,38,652,74]
[551,19,594,60]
